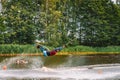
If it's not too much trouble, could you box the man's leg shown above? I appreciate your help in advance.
[54,46,63,52]
[43,51,48,56]
[39,45,49,52]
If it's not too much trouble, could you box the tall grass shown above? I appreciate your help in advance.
[0,44,39,54]
[0,44,120,54]
[95,46,120,52]
[63,46,96,52]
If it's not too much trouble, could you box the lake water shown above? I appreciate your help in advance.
[0,54,120,80]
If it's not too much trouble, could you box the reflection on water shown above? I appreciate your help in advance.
[0,54,120,80]
[43,54,120,68]
[42,55,68,68]
[40,54,120,68]
[0,54,120,68]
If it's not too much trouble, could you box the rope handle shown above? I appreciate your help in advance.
[64,39,74,47]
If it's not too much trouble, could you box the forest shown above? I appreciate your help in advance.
[0,0,120,47]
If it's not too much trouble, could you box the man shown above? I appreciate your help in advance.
[36,44,65,56]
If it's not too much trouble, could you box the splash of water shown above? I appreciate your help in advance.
[0,55,120,80]
[0,64,120,80]
[0,56,43,69]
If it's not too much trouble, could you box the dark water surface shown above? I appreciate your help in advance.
[0,54,120,80]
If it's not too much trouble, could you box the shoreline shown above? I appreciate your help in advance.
[0,52,120,56]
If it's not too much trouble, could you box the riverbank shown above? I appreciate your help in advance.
[0,52,120,57]
[0,44,120,55]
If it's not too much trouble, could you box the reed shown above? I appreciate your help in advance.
[0,44,39,54]
[63,46,96,52]
[95,46,120,52]
[0,44,120,54]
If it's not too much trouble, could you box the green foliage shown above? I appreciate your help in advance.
[1,0,120,47]
[1,0,36,44]
[0,14,6,44]
[0,44,39,54]
[79,0,120,46]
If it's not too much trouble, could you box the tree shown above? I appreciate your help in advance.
[1,0,37,44]
[0,14,6,44]
[36,0,67,46]
[79,0,120,46]
[2,0,120,47]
